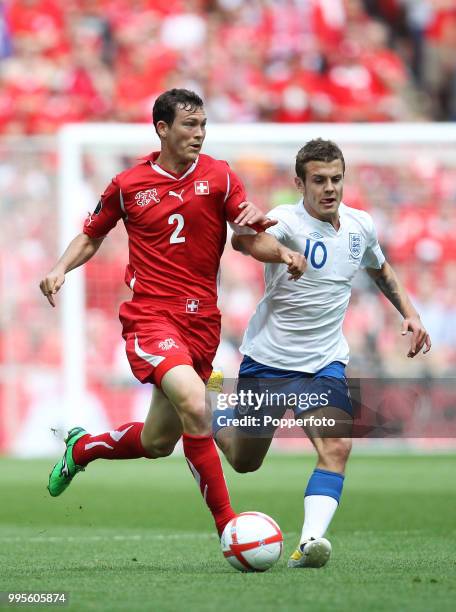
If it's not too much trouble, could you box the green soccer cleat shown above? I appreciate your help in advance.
[288,537,332,568]
[47,427,87,497]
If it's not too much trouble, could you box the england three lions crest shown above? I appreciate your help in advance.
[349,233,362,258]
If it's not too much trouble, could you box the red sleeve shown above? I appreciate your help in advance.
[83,177,123,238]
[223,167,247,222]
[223,166,265,233]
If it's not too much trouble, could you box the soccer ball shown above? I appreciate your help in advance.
[221,512,283,572]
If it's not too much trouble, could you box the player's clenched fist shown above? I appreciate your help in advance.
[39,269,65,307]
[279,247,307,281]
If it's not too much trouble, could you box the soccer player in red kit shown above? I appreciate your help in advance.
[40,88,304,536]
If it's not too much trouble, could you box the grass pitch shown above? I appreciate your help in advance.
[1,453,455,611]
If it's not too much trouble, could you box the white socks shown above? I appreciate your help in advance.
[300,494,339,544]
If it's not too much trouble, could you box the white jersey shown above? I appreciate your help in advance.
[240,200,385,372]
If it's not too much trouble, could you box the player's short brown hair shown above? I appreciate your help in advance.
[153,89,204,130]
[295,139,345,180]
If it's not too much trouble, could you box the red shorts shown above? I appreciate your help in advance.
[119,297,221,387]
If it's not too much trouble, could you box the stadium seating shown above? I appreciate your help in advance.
[1,0,456,134]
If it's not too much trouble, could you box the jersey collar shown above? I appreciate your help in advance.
[299,198,344,234]
[149,152,199,181]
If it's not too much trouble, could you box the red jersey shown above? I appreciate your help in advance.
[83,153,247,306]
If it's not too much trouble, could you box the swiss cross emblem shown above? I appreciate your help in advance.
[194,181,209,195]
[186,298,199,313]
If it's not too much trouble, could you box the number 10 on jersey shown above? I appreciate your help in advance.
[304,239,327,269]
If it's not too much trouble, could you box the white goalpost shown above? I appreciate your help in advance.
[58,122,456,431]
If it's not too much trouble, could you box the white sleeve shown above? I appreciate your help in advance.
[228,222,256,236]
[264,207,293,242]
[361,216,385,269]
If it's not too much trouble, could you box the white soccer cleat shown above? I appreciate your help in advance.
[287,537,332,568]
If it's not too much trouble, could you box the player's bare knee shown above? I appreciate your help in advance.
[230,453,263,474]
[319,437,352,470]
[326,437,351,460]
[146,443,175,458]
[182,410,210,435]
[338,437,352,459]
[178,395,210,434]
[214,428,231,456]
[140,434,176,458]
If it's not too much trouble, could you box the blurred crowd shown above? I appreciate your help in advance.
[1,0,456,134]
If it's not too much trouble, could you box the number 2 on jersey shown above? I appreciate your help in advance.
[168,213,185,244]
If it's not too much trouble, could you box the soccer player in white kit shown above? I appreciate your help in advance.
[214,139,431,568]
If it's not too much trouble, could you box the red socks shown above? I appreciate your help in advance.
[72,424,235,536]
[183,433,236,536]
[73,422,149,466]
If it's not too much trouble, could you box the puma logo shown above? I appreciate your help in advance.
[169,189,184,203]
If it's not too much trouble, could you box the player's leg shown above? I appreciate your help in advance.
[160,364,236,535]
[302,405,353,542]
[47,309,186,497]
[212,355,283,473]
[289,404,352,568]
[213,392,276,473]
[73,387,182,464]
[140,388,183,457]
[288,367,353,568]
[47,388,182,497]
[71,313,185,462]
[121,309,236,535]
[215,425,274,473]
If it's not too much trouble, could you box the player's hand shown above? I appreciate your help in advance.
[279,247,307,281]
[39,269,65,307]
[401,316,431,357]
[234,201,278,230]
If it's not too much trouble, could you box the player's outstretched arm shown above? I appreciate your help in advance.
[232,232,306,281]
[366,261,431,357]
[39,233,104,307]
